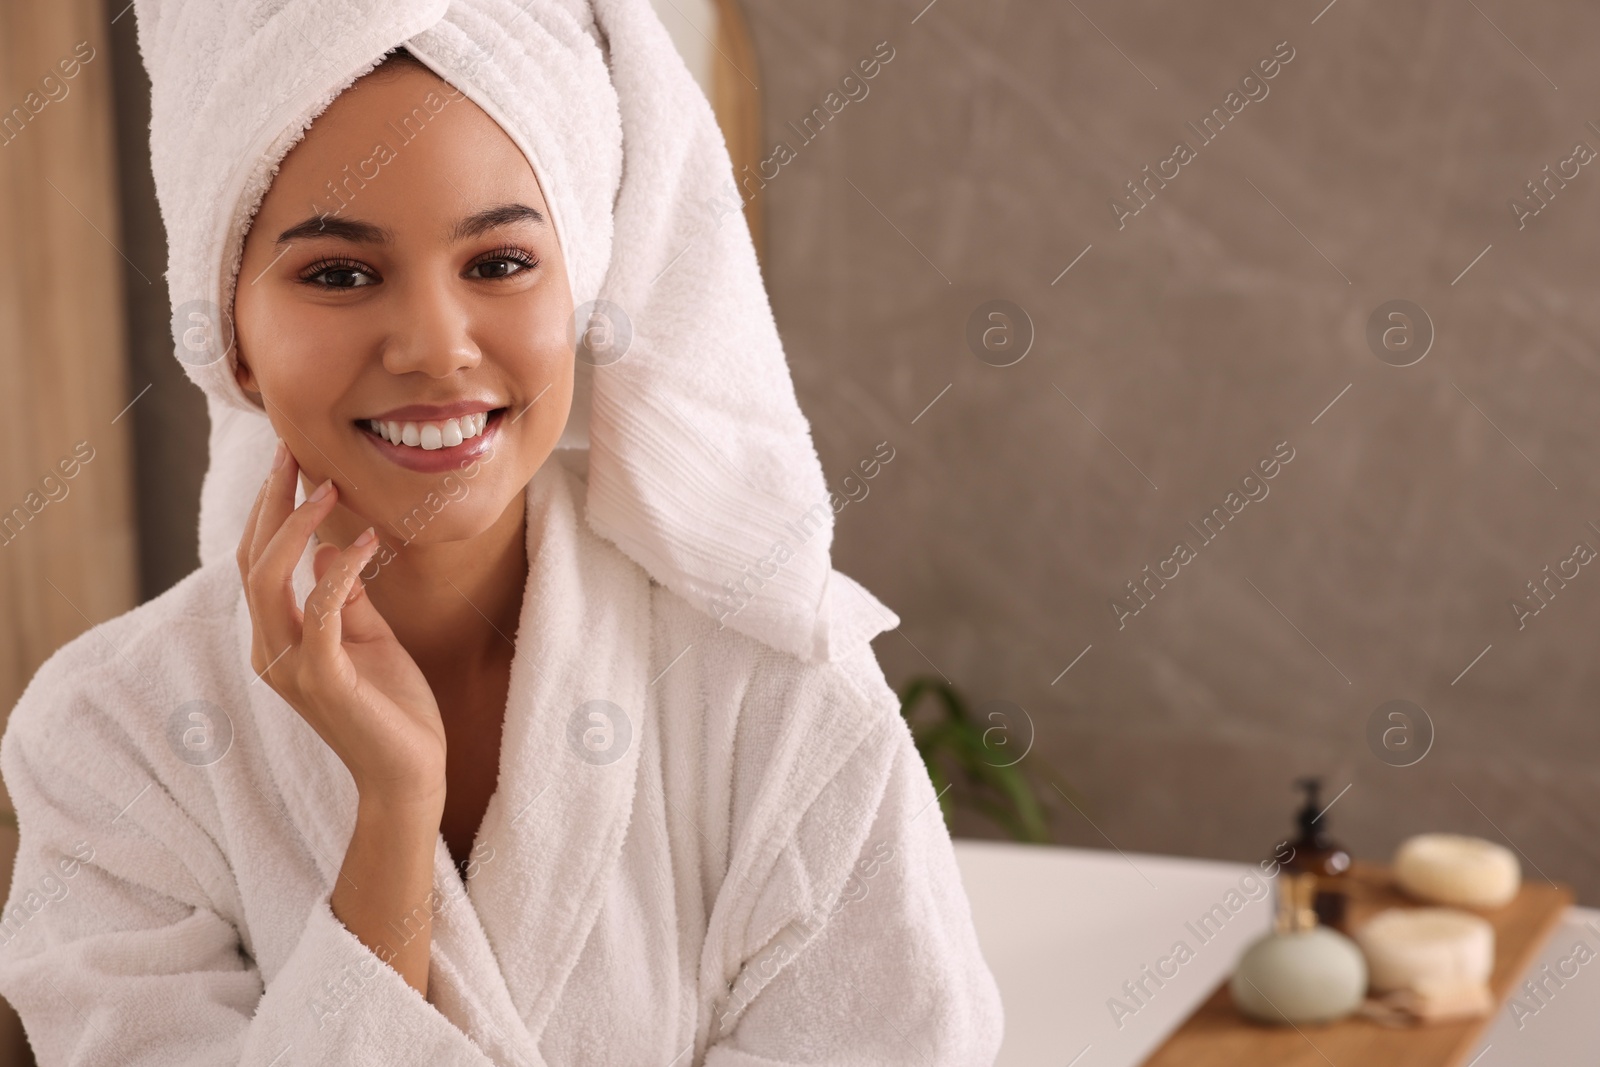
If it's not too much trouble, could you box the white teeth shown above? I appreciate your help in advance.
[368,411,494,449]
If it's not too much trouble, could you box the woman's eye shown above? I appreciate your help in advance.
[295,251,535,286]
[303,263,377,289]
[466,252,538,280]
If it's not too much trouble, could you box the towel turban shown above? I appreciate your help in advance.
[133,0,898,662]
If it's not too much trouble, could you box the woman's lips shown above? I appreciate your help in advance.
[357,408,505,473]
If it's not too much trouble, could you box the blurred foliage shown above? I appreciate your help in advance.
[896,675,1080,844]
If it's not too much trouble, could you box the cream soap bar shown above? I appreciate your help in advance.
[1355,907,1494,995]
[1394,834,1521,909]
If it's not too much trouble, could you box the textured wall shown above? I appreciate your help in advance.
[741,0,1600,902]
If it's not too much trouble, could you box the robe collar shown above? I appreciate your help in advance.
[242,452,651,1061]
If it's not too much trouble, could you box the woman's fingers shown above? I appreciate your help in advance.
[332,541,393,644]
[239,440,292,677]
[302,529,381,666]
[248,477,341,663]
[235,441,386,703]
[310,539,342,584]
[237,439,288,579]
[248,438,301,567]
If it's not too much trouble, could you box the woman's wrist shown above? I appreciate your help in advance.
[353,775,447,825]
[335,782,446,997]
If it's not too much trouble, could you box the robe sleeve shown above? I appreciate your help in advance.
[0,695,502,1067]
[703,702,1006,1066]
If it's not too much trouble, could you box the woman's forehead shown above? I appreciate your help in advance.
[257,64,550,229]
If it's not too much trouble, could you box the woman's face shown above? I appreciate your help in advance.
[234,60,574,546]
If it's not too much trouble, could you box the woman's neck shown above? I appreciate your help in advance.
[317,490,530,677]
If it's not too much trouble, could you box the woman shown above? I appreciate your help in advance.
[0,1,1003,1064]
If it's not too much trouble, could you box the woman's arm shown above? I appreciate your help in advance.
[332,787,447,996]
[0,700,505,1067]
[237,439,452,996]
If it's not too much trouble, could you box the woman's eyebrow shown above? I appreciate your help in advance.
[451,203,546,241]
[269,204,544,246]
[275,215,391,245]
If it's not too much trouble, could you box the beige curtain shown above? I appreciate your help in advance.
[0,1,137,1061]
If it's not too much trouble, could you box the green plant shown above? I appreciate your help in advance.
[896,676,1073,844]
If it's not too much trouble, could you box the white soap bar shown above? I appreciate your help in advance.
[1355,907,1495,995]
[1394,833,1521,908]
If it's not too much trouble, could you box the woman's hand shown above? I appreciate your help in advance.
[237,439,447,808]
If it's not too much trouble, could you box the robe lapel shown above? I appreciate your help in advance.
[464,453,652,1035]
[245,452,650,1057]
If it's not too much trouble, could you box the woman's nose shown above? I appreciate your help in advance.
[381,276,481,378]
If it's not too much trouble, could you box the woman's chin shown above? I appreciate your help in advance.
[365,501,511,547]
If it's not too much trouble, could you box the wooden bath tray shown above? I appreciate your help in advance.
[1140,862,1574,1067]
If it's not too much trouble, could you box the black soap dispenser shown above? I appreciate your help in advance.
[1282,777,1351,930]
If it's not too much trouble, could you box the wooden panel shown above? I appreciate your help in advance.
[0,2,137,711]
[0,3,139,1059]
[711,0,764,268]
[1142,863,1574,1067]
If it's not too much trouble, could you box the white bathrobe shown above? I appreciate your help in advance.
[0,453,1004,1065]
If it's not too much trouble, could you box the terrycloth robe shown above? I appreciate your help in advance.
[0,453,1004,1065]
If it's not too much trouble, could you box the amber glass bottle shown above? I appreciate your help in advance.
[1281,777,1351,930]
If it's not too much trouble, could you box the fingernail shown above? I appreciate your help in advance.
[272,439,288,470]
[353,527,376,548]
[309,479,334,503]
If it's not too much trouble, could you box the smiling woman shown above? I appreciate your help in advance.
[228,56,584,983]
[0,3,1003,1065]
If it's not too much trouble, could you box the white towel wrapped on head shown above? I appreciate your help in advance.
[148,0,890,663]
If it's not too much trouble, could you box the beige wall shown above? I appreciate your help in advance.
[741,1,1600,902]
